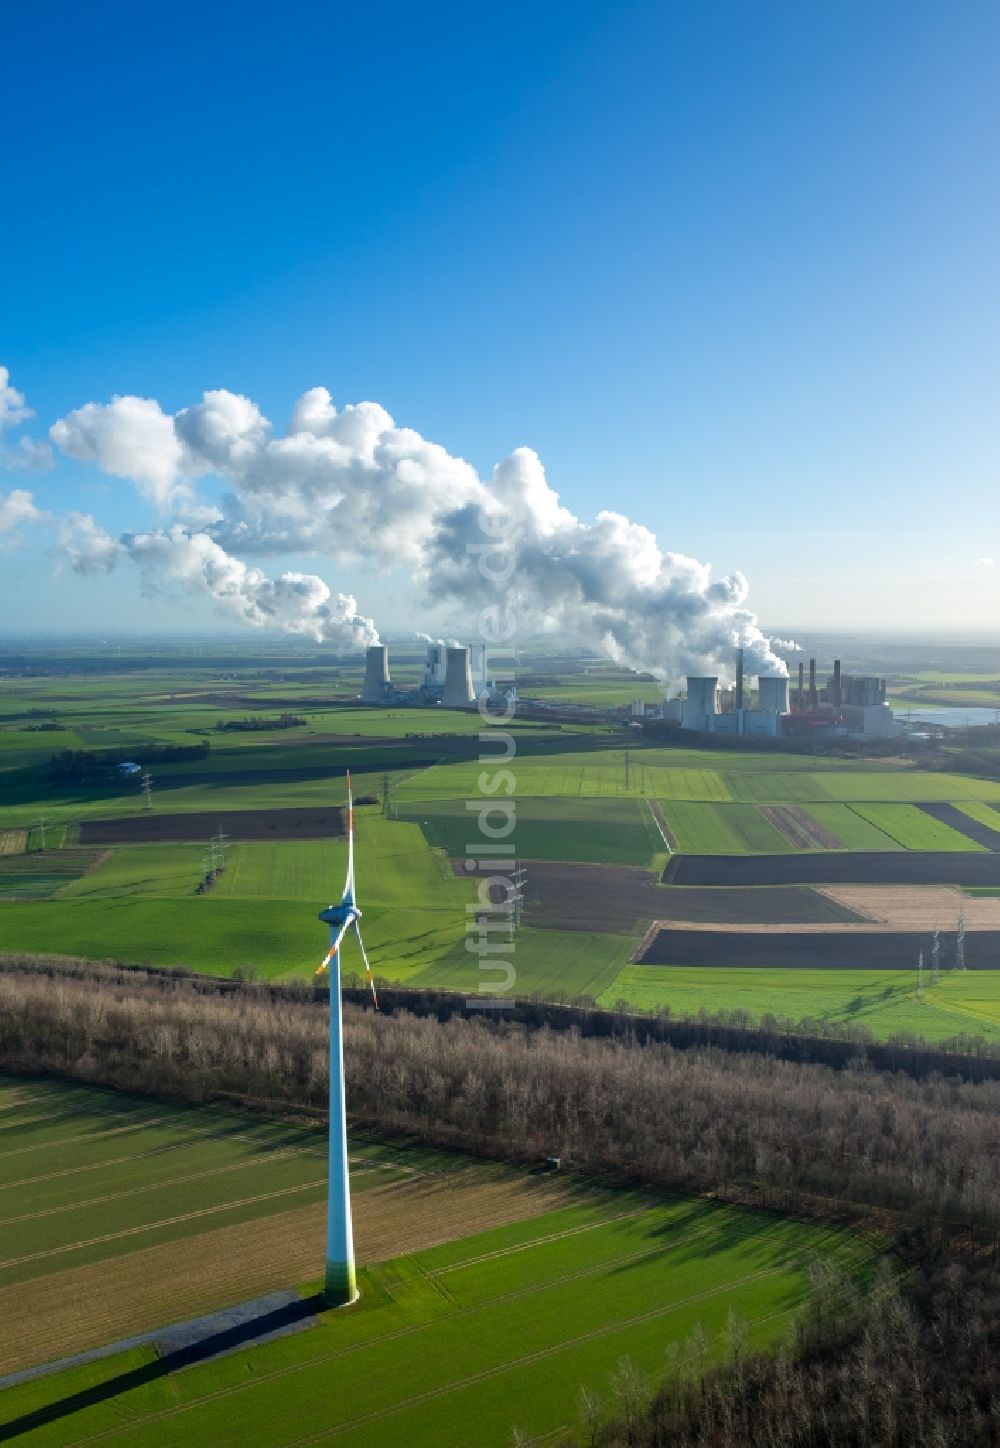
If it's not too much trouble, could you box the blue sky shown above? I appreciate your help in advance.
[2,0,998,634]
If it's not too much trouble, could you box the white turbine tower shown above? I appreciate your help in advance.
[316,771,378,1306]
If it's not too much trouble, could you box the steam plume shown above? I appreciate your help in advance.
[44,377,785,676]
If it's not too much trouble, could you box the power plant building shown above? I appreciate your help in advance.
[680,672,789,737]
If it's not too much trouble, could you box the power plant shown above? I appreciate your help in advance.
[356,640,508,710]
[669,651,898,740]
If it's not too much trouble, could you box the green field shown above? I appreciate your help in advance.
[798,804,901,850]
[0,1077,441,1301]
[957,801,1000,833]
[849,804,983,851]
[397,795,662,866]
[0,1208,877,1448]
[5,666,1000,1043]
[660,802,794,854]
[0,848,105,900]
[601,966,1000,1042]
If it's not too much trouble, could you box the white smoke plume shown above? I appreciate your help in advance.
[56,512,123,575]
[56,514,378,646]
[44,379,785,678]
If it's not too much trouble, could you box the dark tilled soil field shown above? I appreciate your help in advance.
[919,803,1000,851]
[471,862,868,933]
[519,861,662,933]
[656,887,868,925]
[664,852,1000,887]
[80,807,345,844]
[638,928,1000,969]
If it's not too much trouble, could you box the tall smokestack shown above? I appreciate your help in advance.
[808,658,817,710]
[797,661,805,711]
[361,644,390,703]
[442,646,476,707]
[832,659,842,709]
[735,647,744,713]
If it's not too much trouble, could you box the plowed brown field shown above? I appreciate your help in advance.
[0,1171,574,1375]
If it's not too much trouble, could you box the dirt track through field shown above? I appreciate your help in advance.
[664,852,1000,887]
[80,806,345,844]
[0,1172,573,1376]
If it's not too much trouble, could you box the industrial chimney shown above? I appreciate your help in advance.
[797,661,805,710]
[361,644,390,703]
[442,646,476,707]
[808,658,817,711]
[832,659,842,709]
[735,647,745,712]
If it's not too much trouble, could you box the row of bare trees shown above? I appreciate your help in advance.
[3,964,1000,1239]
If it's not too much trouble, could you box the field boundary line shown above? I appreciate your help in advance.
[646,800,674,853]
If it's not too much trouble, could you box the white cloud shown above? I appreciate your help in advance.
[0,486,44,555]
[974,557,995,569]
[0,368,53,472]
[0,367,33,433]
[0,488,41,533]
[50,395,193,510]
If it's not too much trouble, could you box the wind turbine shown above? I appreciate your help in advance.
[316,770,378,1306]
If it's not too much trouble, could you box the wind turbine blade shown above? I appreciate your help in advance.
[351,919,379,1010]
[342,769,355,905]
[317,918,352,973]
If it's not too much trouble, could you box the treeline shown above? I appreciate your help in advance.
[2,953,998,1081]
[46,742,210,783]
[3,964,1000,1241]
[214,713,306,731]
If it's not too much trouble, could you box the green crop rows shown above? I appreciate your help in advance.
[601,966,1000,1042]
[0,1083,878,1447]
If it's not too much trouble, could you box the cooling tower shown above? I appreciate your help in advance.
[361,644,390,703]
[424,644,447,687]
[758,675,790,714]
[682,676,718,730]
[442,646,475,707]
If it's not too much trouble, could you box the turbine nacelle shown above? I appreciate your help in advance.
[319,903,361,928]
